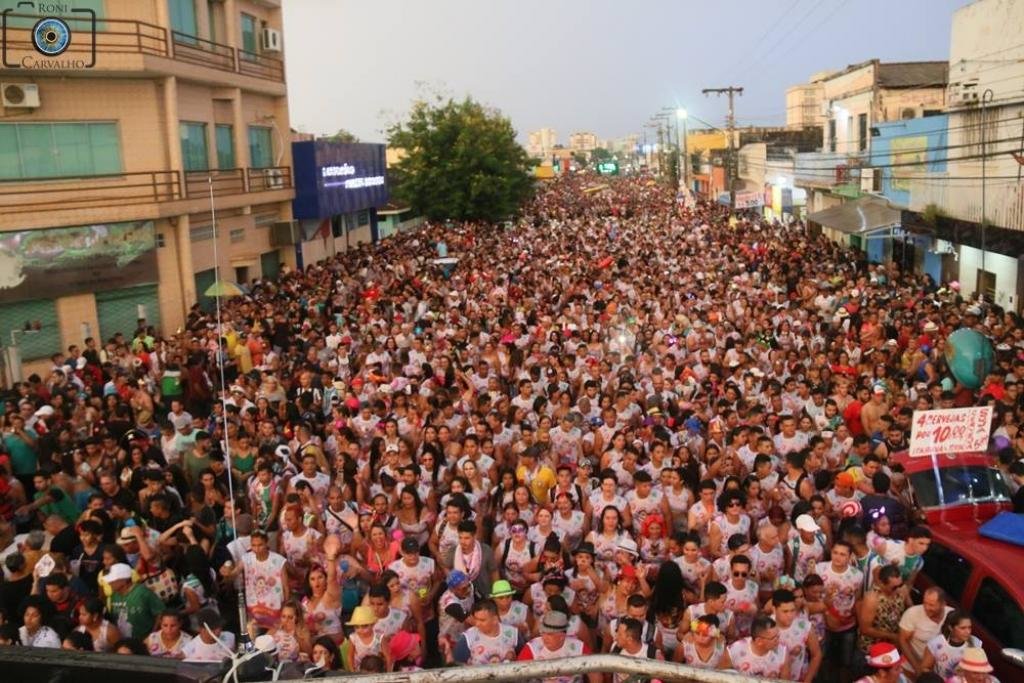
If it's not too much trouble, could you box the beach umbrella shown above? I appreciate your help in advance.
[204,280,248,298]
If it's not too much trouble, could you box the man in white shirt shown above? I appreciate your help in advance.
[182,608,236,662]
[898,587,952,675]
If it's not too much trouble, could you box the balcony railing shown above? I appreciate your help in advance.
[245,166,292,192]
[237,49,285,81]
[171,31,236,72]
[0,13,168,58]
[0,165,291,215]
[0,171,181,213]
[0,13,283,82]
[184,168,246,198]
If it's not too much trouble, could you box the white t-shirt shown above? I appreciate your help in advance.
[898,604,953,672]
[182,631,236,662]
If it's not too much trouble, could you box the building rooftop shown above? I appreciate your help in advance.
[877,61,948,88]
[821,59,948,88]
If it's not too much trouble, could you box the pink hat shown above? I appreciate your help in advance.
[388,631,420,662]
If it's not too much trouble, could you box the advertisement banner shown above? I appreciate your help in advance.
[890,135,927,192]
[292,141,389,219]
[0,220,156,304]
[909,406,993,458]
[734,191,764,209]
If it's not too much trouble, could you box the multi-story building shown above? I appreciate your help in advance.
[891,0,1024,309]
[527,128,557,160]
[568,131,599,154]
[0,0,296,377]
[785,71,832,130]
[798,59,946,250]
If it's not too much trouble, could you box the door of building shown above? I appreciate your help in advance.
[977,270,996,301]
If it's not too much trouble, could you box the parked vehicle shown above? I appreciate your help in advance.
[891,450,1024,680]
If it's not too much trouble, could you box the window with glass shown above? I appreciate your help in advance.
[921,543,972,604]
[247,126,273,168]
[168,0,198,38]
[240,13,258,59]
[0,122,121,180]
[215,124,235,169]
[972,577,1024,648]
[180,122,209,171]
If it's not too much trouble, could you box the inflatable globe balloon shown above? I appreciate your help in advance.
[944,328,994,390]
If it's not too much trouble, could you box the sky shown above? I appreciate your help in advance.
[282,0,972,145]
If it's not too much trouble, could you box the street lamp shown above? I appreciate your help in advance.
[676,108,689,190]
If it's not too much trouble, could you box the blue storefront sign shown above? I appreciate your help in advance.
[292,141,389,219]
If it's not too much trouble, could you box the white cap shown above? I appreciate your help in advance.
[106,563,133,583]
[795,514,819,533]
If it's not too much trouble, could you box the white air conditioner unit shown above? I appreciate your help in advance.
[261,27,281,52]
[2,83,40,108]
[264,168,284,189]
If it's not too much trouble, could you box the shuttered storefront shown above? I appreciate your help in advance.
[0,299,60,360]
[96,284,161,343]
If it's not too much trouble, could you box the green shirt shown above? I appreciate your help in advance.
[183,450,211,486]
[3,428,38,475]
[36,486,79,524]
[110,583,164,638]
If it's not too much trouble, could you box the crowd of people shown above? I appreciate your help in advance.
[1,173,1022,683]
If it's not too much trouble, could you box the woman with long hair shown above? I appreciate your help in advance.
[394,487,432,548]
[303,536,344,642]
[585,505,627,579]
[920,609,981,679]
[650,560,687,658]
[75,597,121,652]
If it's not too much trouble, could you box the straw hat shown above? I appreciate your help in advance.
[958,647,993,673]
[346,605,378,627]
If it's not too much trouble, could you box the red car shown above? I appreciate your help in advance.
[890,450,1024,680]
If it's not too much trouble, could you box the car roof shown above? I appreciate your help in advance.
[928,521,1024,598]
[891,450,993,474]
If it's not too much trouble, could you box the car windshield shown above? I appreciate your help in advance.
[909,465,1011,508]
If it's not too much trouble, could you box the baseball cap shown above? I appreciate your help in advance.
[446,570,470,588]
[795,514,819,533]
[106,563,133,583]
[400,537,419,553]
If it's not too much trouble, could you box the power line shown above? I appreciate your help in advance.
[715,0,804,83]
[723,0,830,84]
[739,0,849,82]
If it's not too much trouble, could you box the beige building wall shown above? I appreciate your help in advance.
[0,1,294,374]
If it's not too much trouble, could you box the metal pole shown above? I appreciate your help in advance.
[208,176,246,638]
[980,88,993,296]
[702,87,744,209]
[328,654,787,683]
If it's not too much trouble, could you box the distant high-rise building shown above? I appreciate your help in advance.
[527,128,558,159]
[568,131,599,153]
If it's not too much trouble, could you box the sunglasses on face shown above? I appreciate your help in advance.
[733,571,749,578]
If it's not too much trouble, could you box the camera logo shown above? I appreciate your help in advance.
[32,16,71,55]
[2,1,96,69]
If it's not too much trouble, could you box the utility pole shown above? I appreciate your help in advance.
[702,86,743,209]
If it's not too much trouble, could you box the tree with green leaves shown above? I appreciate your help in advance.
[590,147,613,162]
[387,96,533,223]
[323,129,359,143]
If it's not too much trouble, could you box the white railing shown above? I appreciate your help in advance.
[325,654,781,683]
